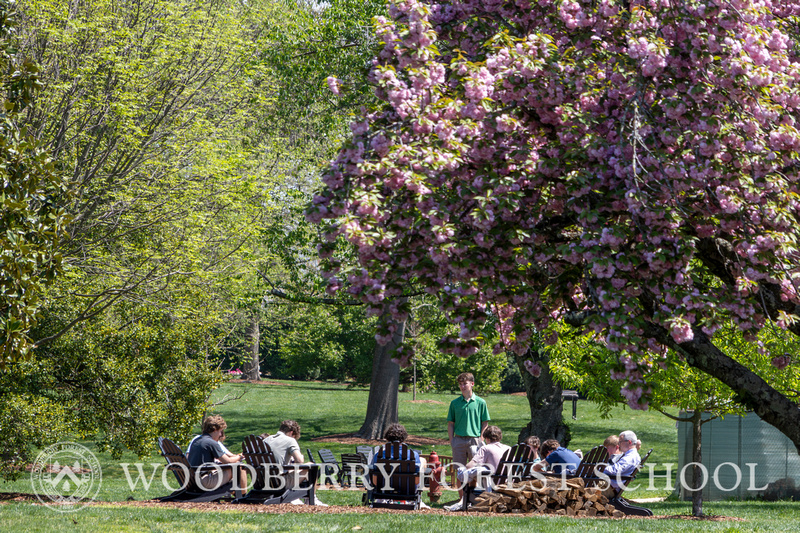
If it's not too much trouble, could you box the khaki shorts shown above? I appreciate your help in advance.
[450,435,481,467]
[198,467,232,490]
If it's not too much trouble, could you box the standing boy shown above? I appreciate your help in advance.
[447,372,490,468]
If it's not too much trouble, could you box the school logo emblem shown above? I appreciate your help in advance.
[30,442,102,512]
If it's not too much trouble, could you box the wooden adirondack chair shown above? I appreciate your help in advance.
[316,448,340,485]
[571,444,611,484]
[235,434,319,505]
[606,448,654,517]
[157,437,238,502]
[492,443,535,486]
[356,445,376,463]
[340,452,369,487]
[461,443,535,511]
[364,442,421,510]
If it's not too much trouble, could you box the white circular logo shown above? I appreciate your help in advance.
[30,442,102,512]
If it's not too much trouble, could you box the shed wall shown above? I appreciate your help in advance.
[677,411,800,500]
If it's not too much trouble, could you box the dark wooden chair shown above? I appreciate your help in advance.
[356,445,376,463]
[157,437,239,502]
[340,452,369,487]
[493,444,536,486]
[317,448,341,485]
[574,445,654,516]
[235,434,319,505]
[572,445,611,483]
[462,443,535,511]
[365,442,421,510]
[606,448,654,517]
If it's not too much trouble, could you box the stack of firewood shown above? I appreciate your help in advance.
[469,477,626,517]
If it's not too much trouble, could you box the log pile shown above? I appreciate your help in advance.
[470,477,625,517]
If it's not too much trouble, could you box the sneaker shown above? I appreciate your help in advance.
[445,501,463,512]
[313,496,329,507]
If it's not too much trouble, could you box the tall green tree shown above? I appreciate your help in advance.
[0,0,70,364]
[1,0,285,473]
[255,0,422,439]
[19,0,273,345]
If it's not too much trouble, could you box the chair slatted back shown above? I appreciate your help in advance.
[372,442,418,496]
[356,445,375,463]
[317,448,340,481]
[493,444,534,486]
[318,448,338,466]
[158,437,192,488]
[573,445,610,480]
[242,434,284,491]
[340,452,369,487]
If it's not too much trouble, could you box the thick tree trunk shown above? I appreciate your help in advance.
[356,315,406,440]
[513,349,570,446]
[690,410,704,517]
[645,323,800,454]
[243,313,260,381]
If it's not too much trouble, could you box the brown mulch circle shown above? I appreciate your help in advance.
[0,492,41,502]
[227,379,290,386]
[657,515,746,521]
[24,463,93,474]
[408,400,445,405]
[0,492,743,520]
[311,433,449,447]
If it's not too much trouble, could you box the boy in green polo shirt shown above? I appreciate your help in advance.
[447,372,490,507]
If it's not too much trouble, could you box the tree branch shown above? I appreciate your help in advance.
[642,321,800,453]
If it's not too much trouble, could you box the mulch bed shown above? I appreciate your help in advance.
[24,464,93,474]
[227,379,289,386]
[0,491,743,520]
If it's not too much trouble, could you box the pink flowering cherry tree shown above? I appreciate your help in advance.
[308,0,800,450]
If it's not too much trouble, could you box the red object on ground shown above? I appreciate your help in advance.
[428,449,443,502]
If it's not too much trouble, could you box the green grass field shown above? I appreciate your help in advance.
[1,379,798,532]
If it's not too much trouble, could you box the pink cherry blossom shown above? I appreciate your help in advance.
[524,360,542,378]
[309,0,800,411]
[772,354,791,370]
[326,76,341,96]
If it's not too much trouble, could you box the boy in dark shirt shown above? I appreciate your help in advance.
[187,415,243,489]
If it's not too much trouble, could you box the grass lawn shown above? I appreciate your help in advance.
[1,379,798,531]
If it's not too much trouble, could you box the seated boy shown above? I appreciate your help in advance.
[447,425,510,511]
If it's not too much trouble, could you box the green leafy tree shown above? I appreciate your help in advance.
[649,362,744,517]
[18,0,273,345]
[547,320,800,516]
[260,302,376,382]
[0,0,285,474]
[0,0,70,364]
[5,307,222,468]
[255,0,422,439]
[402,302,506,394]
